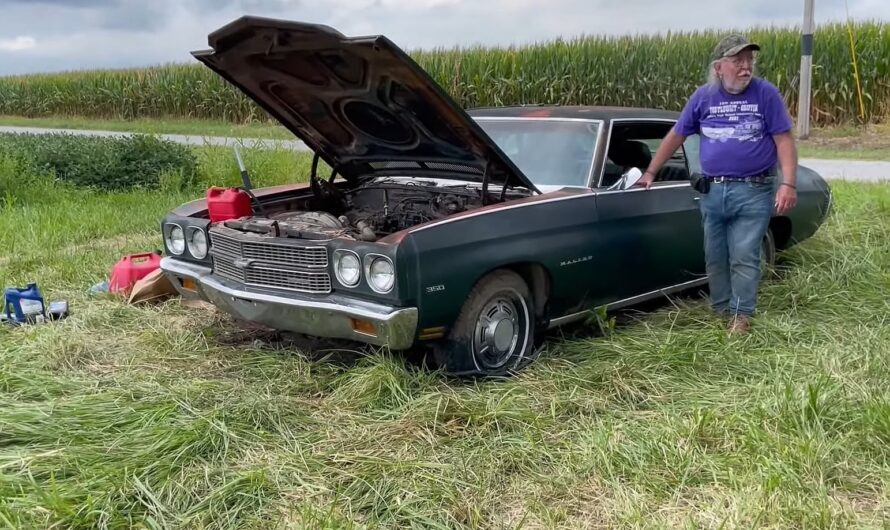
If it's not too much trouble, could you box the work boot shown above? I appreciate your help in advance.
[728,315,751,335]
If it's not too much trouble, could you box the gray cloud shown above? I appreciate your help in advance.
[93,2,168,31]
[181,0,298,14]
[0,0,117,6]
[0,0,166,35]
[240,0,298,11]
[0,0,887,75]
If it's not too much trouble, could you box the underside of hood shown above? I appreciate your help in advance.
[192,16,538,192]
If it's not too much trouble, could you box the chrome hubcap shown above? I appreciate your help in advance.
[492,319,515,352]
[474,297,520,369]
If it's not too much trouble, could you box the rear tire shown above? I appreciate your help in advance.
[432,270,539,377]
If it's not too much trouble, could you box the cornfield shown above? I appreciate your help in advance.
[1,22,888,126]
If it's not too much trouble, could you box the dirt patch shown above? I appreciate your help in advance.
[800,123,890,153]
[203,315,376,365]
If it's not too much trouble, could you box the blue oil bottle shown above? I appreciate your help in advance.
[3,283,47,324]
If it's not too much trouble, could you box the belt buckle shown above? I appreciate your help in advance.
[712,176,726,183]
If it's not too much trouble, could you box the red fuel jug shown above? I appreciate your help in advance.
[206,186,253,223]
[109,252,162,294]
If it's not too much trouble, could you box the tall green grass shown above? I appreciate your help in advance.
[2,146,890,526]
[1,22,888,126]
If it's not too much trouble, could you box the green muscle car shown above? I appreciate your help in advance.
[160,16,832,376]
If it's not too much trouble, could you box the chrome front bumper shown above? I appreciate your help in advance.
[160,257,418,350]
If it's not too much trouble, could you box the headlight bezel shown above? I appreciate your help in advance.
[364,253,395,294]
[333,249,362,288]
[186,226,209,259]
[162,215,211,263]
[165,223,186,256]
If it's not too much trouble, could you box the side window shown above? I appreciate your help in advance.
[649,135,692,184]
[603,121,691,187]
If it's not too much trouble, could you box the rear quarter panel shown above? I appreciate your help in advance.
[783,165,832,246]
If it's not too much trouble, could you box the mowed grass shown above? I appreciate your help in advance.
[2,150,890,528]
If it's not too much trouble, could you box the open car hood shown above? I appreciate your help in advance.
[192,16,539,192]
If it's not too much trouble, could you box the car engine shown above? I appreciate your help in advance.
[222,178,530,242]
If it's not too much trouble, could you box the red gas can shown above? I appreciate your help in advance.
[109,252,162,294]
[206,186,253,223]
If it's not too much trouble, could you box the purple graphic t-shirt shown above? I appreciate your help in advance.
[675,77,793,177]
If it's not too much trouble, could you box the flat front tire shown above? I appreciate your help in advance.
[433,270,538,377]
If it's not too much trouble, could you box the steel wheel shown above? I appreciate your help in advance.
[472,292,526,370]
[432,269,538,377]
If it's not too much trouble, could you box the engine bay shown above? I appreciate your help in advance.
[221,177,532,242]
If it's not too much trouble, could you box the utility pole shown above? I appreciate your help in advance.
[797,0,815,139]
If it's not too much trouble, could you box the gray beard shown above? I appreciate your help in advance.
[722,76,752,94]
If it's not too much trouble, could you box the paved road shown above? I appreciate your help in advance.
[0,125,305,151]
[1,125,888,183]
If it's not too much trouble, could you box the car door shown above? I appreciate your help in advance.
[590,120,706,304]
[593,184,705,298]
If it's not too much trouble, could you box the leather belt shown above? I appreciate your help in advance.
[705,171,775,184]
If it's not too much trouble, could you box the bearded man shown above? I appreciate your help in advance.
[637,35,799,334]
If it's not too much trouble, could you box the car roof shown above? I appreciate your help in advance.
[466,104,680,122]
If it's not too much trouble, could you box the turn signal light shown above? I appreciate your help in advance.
[351,318,376,336]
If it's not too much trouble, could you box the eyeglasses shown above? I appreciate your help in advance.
[725,55,756,67]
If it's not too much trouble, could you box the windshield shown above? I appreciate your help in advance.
[474,118,599,187]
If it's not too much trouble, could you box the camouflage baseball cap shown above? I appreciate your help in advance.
[711,34,761,61]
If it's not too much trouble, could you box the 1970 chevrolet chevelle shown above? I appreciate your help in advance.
[160,16,832,376]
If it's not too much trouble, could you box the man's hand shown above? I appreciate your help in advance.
[632,128,686,190]
[773,131,798,215]
[636,170,655,189]
[775,183,797,215]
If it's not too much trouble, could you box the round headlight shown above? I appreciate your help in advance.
[367,256,394,293]
[187,228,208,259]
[335,251,361,287]
[166,224,185,255]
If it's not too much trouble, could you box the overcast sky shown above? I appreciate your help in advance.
[0,0,887,76]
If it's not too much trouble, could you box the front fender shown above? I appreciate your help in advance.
[401,190,598,331]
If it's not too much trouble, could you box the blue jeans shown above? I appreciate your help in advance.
[699,180,774,316]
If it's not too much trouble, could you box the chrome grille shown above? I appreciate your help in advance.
[210,231,327,268]
[214,263,332,293]
[209,227,331,294]
[212,259,243,282]
[245,267,332,293]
